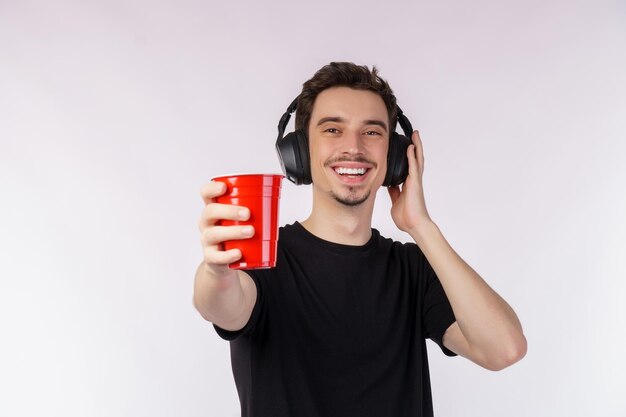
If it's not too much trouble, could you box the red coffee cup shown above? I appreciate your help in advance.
[212,174,283,270]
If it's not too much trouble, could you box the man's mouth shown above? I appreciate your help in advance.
[325,157,377,184]
[333,167,368,176]
[328,163,375,184]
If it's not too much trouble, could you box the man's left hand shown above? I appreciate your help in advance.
[388,130,434,234]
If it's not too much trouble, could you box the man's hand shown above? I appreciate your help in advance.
[199,181,255,276]
[388,130,434,234]
[194,181,258,331]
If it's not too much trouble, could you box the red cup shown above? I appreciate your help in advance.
[212,174,283,270]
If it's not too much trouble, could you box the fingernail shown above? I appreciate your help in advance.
[238,209,248,219]
[242,226,254,236]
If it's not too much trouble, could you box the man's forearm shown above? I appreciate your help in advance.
[409,221,526,365]
[193,263,248,329]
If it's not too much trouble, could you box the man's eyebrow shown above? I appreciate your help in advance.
[316,116,345,126]
[316,117,388,132]
[363,119,388,132]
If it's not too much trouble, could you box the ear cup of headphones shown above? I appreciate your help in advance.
[383,132,411,187]
[276,128,311,185]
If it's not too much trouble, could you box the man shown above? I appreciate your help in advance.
[194,62,527,416]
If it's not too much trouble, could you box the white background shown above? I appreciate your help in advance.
[1,0,625,416]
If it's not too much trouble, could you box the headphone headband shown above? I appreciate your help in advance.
[276,97,299,143]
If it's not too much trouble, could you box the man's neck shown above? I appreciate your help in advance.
[300,190,376,246]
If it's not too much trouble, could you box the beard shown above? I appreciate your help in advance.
[330,187,371,207]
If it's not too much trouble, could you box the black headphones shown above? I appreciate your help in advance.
[276,97,414,187]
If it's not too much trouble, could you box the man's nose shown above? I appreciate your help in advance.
[342,131,365,154]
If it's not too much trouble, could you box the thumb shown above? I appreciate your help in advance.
[387,186,400,204]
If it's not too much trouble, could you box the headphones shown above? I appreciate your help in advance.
[276,97,414,187]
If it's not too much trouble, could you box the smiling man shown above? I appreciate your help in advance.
[195,62,527,417]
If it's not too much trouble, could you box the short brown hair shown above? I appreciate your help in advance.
[295,62,398,136]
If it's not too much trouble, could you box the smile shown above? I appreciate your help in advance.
[328,163,374,185]
[334,167,367,176]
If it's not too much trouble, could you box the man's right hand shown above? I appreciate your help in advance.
[198,181,255,276]
[194,181,258,331]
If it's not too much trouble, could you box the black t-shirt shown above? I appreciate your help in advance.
[215,222,457,417]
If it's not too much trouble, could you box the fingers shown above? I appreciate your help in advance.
[201,225,254,266]
[204,247,243,266]
[387,185,400,204]
[406,143,417,174]
[200,181,227,205]
[201,225,255,247]
[198,180,253,270]
[408,130,424,176]
[413,130,424,168]
[198,202,250,229]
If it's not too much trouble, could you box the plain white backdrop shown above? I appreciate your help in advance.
[1,0,625,416]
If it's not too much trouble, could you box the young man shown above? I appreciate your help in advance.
[195,62,527,417]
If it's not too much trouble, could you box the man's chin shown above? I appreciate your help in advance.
[330,189,371,207]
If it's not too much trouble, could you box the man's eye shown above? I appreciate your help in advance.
[325,128,340,134]
[365,130,381,136]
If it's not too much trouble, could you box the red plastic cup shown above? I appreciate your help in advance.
[212,174,283,270]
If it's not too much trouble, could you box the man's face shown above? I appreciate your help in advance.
[307,86,390,207]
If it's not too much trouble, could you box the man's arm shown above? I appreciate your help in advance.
[410,221,526,371]
[388,131,527,371]
[193,181,258,331]
[193,263,257,331]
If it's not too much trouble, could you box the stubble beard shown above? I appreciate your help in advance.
[330,187,371,207]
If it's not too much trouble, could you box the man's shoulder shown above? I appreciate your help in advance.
[277,221,303,241]
[374,229,419,251]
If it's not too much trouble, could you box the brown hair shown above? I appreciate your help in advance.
[295,62,398,135]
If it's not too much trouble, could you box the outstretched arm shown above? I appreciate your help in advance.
[194,181,258,332]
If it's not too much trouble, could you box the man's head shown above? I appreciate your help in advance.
[295,62,398,138]
[275,62,409,208]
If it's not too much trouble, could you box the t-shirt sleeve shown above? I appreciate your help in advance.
[419,249,458,357]
[213,271,264,341]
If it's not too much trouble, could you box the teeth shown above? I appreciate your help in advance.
[335,167,367,175]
